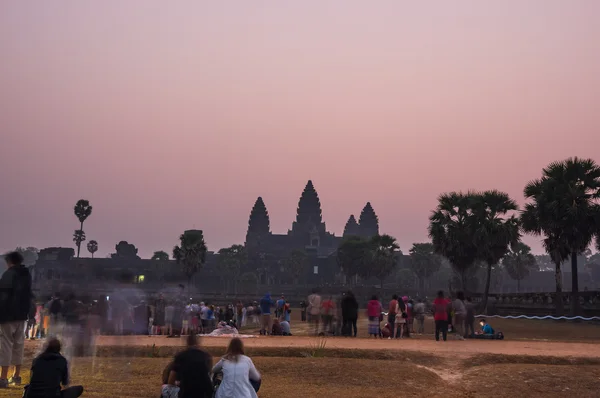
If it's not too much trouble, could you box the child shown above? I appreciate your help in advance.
[479,319,494,335]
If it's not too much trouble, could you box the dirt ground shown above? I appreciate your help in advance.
[1,317,599,397]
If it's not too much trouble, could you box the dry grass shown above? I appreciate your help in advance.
[2,356,599,398]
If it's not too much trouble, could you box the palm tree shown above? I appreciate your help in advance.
[73,230,86,255]
[428,192,479,291]
[472,190,520,313]
[173,230,207,288]
[74,199,93,258]
[503,242,537,292]
[151,251,169,261]
[370,234,400,288]
[408,242,443,296]
[87,240,98,258]
[521,158,600,316]
[337,236,372,285]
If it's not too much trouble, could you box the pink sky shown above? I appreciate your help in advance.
[1,1,600,258]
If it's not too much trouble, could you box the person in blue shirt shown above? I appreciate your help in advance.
[259,294,274,335]
[479,319,494,335]
[275,295,285,318]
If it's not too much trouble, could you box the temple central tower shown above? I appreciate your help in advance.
[291,180,327,247]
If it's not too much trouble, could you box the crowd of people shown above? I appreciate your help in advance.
[2,250,503,397]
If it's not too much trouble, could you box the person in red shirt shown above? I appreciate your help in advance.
[387,295,398,339]
[320,296,335,334]
[432,290,450,341]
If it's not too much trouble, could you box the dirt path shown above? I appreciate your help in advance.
[91,335,600,358]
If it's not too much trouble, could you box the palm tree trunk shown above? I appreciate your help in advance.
[76,221,84,258]
[419,277,425,297]
[91,253,94,259]
[481,262,492,314]
[571,251,580,316]
[554,260,564,316]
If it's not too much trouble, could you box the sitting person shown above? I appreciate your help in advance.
[380,322,392,339]
[478,319,494,335]
[212,338,261,398]
[472,319,504,340]
[24,338,83,398]
[279,320,292,336]
[161,361,179,398]
[271,319,283,336]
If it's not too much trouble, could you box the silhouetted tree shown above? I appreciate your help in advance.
[428,192,479,291]
[370,234,400,288]
[73,199,92,258]
[408,242,443,296]
[472,190,520,313]
[283,249,309,285]
[73,230,86,256]
[173,230,207,287]
[521,157,600,316]
[15,247,39,266]
[87,240,98,258]
[337,236,371,283]
[111,241,140,259]
[151,251,169,261]
[503,242,536,292]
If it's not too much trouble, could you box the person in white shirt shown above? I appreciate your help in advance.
[212,338,261,398]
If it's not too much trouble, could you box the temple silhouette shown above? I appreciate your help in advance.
[244,180,379,259]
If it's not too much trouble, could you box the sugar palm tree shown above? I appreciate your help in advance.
[74,199,93,258]
[428,192,479,291]
[503,242,537,293]
[471,190,520,313]
[151,251,169,261]
[521,157,600,316]
[369,234,400,288]
[87,240,98,258]
[408,243,443,297]
[73,230,86,255]
[173,230,207,288]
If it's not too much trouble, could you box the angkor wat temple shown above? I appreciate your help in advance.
[245,180,379,257]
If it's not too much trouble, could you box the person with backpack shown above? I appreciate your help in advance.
[0,252,33,389]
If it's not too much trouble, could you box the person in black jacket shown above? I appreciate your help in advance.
[340,291,359,337]
[168,334,213,398]
[0,251,33,388]
[24,338,83,398]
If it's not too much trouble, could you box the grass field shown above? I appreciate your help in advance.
[0,317,599,397]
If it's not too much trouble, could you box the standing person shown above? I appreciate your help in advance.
[307,289,322,336]
[452,292,466,340]
[406,298,415,335]
[367,295,383,338]
[414,298,426,335]
[24,338,84,398]
[0,251,33,388]
[340,291,358,337]
[259,294,273,336]
[275,295,285,319]
[212,338,261,398]
[282,301,291,324]
[320,296,335,334]
[26,298,38,340]
[464,297,476,338]
[394,298,407,339]
[299,300,307,322]
[165,302,175,336]
[168,334,213,398]
[200,302,209,333]
[387,295,398,340]
[153,294,166,336]
[48,293,63,338]
[433,291,450,342]
[236,301,244,328]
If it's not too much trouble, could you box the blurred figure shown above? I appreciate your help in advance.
[0,251,32,388]
[24,338,83,398]
[341,291,358,337]
[464,297,476,338]
[433,291,451,342]
[169,334,213,398]
[414,298,426,335]
[258,294,273,336]
[366,295,382,338]
[307,289,322,336]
